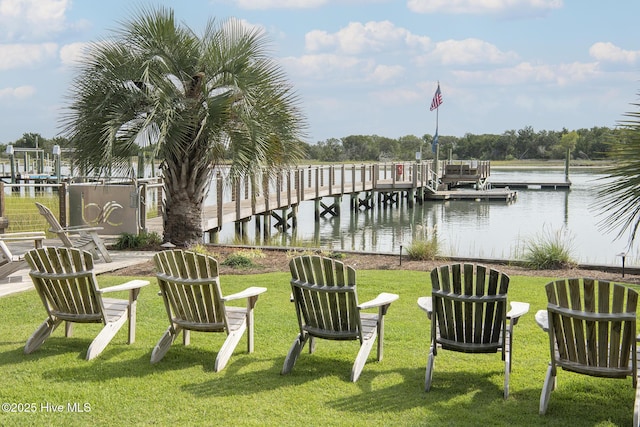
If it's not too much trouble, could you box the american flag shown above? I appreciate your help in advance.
[430,84,442,111]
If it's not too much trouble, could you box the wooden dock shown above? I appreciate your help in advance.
[489,180,571,190]
[426,188,517,202]
[145,161,519,241]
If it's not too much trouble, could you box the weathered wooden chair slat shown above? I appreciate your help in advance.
[35,202,112,263]
[536,278,640,424]
[23,247,148,360]
[418,263,529,399]
[151,249,266,371]
[282,255,398,382]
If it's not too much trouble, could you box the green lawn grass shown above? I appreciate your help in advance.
[0,270,636,426]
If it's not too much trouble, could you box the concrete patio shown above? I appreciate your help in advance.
[0,238,155,298]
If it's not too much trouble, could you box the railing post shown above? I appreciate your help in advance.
[216,172,223,227]
[139,182,147,233]
[0,182,5,233]
[298,168,304,202]
[287,170,292,207]
[276,173,282,207]
[59,181,68,227]
[263,171,270,212]
[235,178,241,217]
[351,165,356,193]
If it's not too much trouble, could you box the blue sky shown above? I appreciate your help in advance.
[0,0,639,145]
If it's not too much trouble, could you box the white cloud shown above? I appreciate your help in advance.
[282,53,365,79]
[371,87,423,105]
[0,85,36,99]
[452,61,600,86]
[407,0,563,15]
[368,64,405,83]
[590,42,640,64]
[0,0,70,41]
[233,0,387,9]
[59,42,90,66]
[0,42,58,70]
[306,21,430,54]
[430,38,518,65]
[235,0,327,10]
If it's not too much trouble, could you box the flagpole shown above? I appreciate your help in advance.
[429,81,442,186]
[434,83,440,180]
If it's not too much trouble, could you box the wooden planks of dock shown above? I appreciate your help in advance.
[490,181,571,190]
[426,188,518,202]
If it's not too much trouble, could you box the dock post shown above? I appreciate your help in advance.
[208,229,219,244]
[263,212,271,241]
[254,215,262,244]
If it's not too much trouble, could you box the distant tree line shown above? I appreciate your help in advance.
[301,126,621,162]
[2,125,620,167]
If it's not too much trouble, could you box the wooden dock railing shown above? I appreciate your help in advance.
[197,162,435,234]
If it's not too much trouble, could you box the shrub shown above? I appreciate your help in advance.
[188,243,210,255]
[236,248,266,259]
[113,231,162,250]
[221,253,256,268]
[523,226,576,269]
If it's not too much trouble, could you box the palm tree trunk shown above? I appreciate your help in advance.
[163,186,204,246]
[161,156,212,247]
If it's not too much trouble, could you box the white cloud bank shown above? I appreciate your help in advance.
[590,42,640,64]
[306,21,430,55]
[0,42,58,70]
[407,0,563,15]
[0,85,36,99]
[0,0,70,41]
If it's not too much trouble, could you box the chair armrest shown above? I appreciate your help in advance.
[507,301,530,320]
[223,286,267,302]
[58,225,104,234]
[535,310,549,332]
[417,296,433,320]
[0,231,46,241]
[99,279,150,294]
[358,292,399,310]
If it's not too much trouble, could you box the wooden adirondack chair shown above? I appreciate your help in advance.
[535,278,640,424]
[151,249,267,371]
[0,231,45,280]
[35,202,112,263]
[23,247,149,360]
[417,263,529,398]
[282,255,399,382]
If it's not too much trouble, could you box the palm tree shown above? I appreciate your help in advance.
[61,6,306,246]
[596,93,640,248]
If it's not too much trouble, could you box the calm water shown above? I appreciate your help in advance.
[214,168,633,266]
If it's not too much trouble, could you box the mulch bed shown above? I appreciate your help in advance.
[109,245,640,285]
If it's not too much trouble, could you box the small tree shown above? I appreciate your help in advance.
[61,7,306,246]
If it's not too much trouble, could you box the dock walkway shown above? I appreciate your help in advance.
[143,161,517,240]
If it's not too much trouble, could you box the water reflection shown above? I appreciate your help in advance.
[214,169,632,266]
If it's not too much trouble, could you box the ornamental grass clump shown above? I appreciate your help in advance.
[523,226,576,270]
[405,223,441,261]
